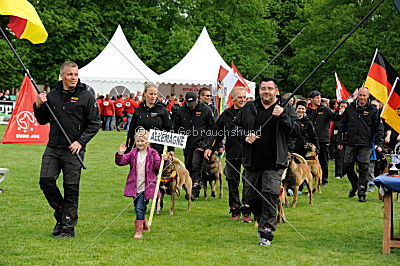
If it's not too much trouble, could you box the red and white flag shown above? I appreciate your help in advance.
[1,75,49,144]
[335,72,350,101]
[217,63,249,108]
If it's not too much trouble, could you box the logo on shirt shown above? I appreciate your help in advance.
[195,111,201,116]
[150,113,157,117]
[70,97,79,103]
[116,103,123,108]
[103,102,109,106]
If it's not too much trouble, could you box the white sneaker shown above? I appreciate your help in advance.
[258,237,271,247]
[335,176,341,179]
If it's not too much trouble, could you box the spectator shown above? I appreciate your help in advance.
[101,94,115,131]
[114,95,125,131]
[124,94,139,130]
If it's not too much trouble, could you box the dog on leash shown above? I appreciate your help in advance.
[304,143,323,193]
[202,152,223,200]
[156,155,192,215]
[285,153,313,208]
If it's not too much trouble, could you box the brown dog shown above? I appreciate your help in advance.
[157,155,192,215]
[305,143,323,193]
[285,153,313,208]
[277,169,287,224]
[202,152,223,200]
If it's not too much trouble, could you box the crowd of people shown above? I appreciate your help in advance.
[34,61,399,247]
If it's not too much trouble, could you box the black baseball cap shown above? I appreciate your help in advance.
[185,91,198,107]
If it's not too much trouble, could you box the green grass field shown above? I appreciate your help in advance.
[0,124,399,265]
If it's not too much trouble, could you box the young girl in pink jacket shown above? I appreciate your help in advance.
[115,129,161,239]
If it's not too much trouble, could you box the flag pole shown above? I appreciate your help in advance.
[0,26,86,169]
[363,48,379,87]
[260,0,387,130]
[381,77,399,116]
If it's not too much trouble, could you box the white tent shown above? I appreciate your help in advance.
[158,27,255,97]
[79,25,159,96]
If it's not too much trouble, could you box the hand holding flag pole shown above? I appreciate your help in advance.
[260,0,392,130]
[0,1,86,169]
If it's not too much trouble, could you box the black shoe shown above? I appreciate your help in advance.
[358,195,366,202]
[348,189,357,198]
[55,231,75,238]
[52,222,63,236]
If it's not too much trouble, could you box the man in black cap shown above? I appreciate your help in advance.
[174,91,215,198]
[306,91,342,186]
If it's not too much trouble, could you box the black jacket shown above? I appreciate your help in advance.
[306,104,341,143]
[126,101,173,152]
[33,80,100,149]
[337,100,384,147]
[174,101,215,149]
[231,97,296,168]
[290,115,319,155]
[205,106,242,160]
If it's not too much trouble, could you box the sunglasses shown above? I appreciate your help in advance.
[202,94,212,97]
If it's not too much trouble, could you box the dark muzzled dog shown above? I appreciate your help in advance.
[305,143,323,193]
[157,155,192,215]
[202,152,223,200]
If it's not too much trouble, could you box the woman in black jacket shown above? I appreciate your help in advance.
[291,101,319,157]
[126,82,174,155]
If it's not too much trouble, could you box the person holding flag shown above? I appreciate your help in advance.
[34,62,100,238]
[204,86,247,221]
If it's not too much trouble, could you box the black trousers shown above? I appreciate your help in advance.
[183,148,204,184]
[319,142,329,184]
[224,159,242,210]
[39,146,84,233]
[344,145,371,197]
[115,115,124,129]
[334,145,345,177]
[243,168,283,233]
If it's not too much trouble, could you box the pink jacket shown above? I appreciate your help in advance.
[115,147,161,200]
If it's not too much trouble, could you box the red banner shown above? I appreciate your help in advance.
[1,75,49,144]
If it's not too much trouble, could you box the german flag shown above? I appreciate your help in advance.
[364,50,398,104]
[0,0,48,44]
[381,77,400,134]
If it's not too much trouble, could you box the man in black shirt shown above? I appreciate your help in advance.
[232,77,296,247]
[34,61,100,238]
[174,92,215,198]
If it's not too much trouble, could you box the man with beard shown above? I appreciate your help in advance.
[232,77,296,247]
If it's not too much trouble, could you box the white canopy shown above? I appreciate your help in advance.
[158,27,255,97]
[79,25,159,96]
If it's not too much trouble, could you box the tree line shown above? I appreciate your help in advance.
[1,0,399,98]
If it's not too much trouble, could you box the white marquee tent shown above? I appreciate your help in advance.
[79,25,159,96]
[158,27,255,97]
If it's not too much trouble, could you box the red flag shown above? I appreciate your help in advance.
[335,72,350,101]
[1,75,49,144]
